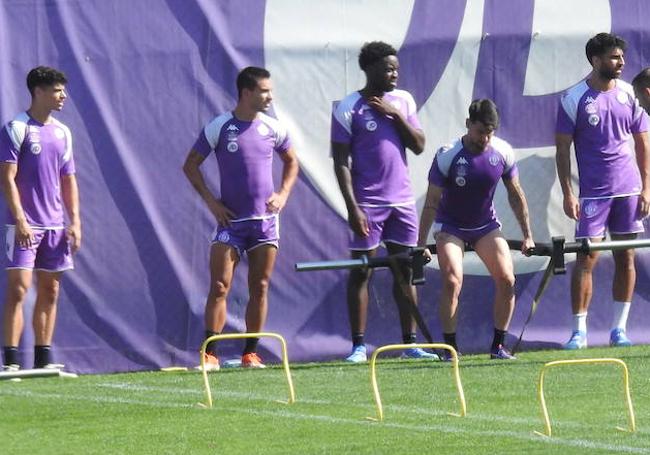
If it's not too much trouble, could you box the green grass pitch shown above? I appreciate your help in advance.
[2,346,650,454]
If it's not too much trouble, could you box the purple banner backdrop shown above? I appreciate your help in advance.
[0,0,649,373]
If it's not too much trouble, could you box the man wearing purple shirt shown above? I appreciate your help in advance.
[419,99,534,360]
[332,41,436,362]
[556,33,650,349]
[183,66,299,370]
[0,66,81,370]
[632,67,650,115]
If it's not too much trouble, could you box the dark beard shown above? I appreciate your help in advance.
[598,68,620,80]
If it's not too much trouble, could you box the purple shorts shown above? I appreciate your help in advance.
[350,203,418,251]
[433,219,501,245]
[576,196,644,239]
[5,226,73,272]
[211,215,279,256]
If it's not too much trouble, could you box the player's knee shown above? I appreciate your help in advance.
[38,280,60,303]
[6,283,29,305]
[210,279,231,299]
[494,272,515,292]
[442,272,462,294]
[349,268,371,285]
[250,278,270,299]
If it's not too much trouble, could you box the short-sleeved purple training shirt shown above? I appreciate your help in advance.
[428,136,518,229]
[331,89,421,206]
[556,79,649,198]
[0,112,75,228]
[192,112,291,220]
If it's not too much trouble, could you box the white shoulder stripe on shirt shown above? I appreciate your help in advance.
[560,80,589,125]
[434,139,463,177]
[332,92,362,136]
[490,136,516,171]
[52,117,73,163]
[203,112,234,149]
[258,113,289,148]
[5,112,30,153]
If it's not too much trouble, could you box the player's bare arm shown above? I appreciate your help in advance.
[367,96,425,154]
[61,173,82,253]
[332,141,369,237]
[182,149,235,225]
[633,131,650,218]
[418,183,442,260]
[0,162,34,247]
[555,133,579,220]
[266,147,299,213]
[503,176,535,255]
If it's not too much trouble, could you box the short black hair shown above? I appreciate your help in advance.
[632,67,650,90]
[236,66,270,98]
[468,99,499,128]
[358,41,397,72]
[26,66,67,96]
[585,32,626,65]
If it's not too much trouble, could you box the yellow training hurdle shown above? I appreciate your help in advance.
[368,343,466,421]
[535,358,635,437]
[199,332,296,408]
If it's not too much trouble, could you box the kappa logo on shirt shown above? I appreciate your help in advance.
[457,157,468,165]
[226,124,239,142]
[585,96,597,104]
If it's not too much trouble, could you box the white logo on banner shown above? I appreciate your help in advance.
[265,0,612,274]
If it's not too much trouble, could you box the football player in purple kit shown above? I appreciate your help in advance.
[0,66,81,371]
[556,33,650,350]
[632,67,650,114]
[418,99,535,360]
[331,41,438,363]
[183,67,299,370]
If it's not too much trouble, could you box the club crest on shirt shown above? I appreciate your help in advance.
[489,154,500,166]
[588,114,600,126]
[366,120,377,131]
[455,176,466,187]
[227,142,239,152]
[584,103,597,115]
[30,143,42,155]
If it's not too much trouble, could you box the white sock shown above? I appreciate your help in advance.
[573,313,587,333]
[611,301,631,331]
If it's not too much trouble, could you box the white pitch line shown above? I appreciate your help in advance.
[94,381,649,434]
[220,406,650,454]
[1,388,648,453]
